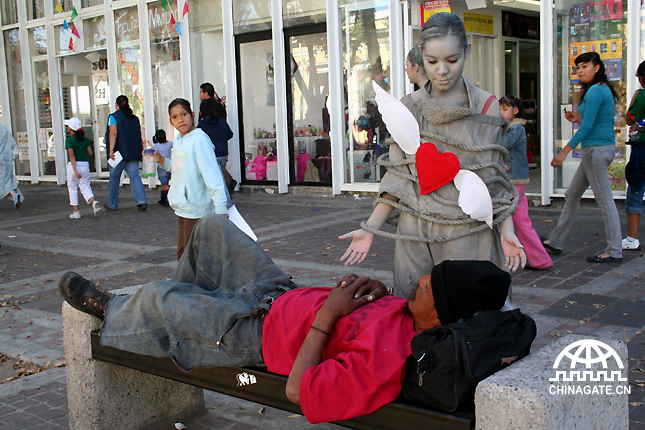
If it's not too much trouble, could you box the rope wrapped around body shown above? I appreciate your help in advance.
[361,130,519,244]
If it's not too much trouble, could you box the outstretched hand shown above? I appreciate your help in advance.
[338,229,374,266]
[501,231,526,272]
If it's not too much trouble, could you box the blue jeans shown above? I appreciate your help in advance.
[100,215,296,370]
[625,183,645,215]
[217,155,232,208]
[549,145,622,258]
[107,159,147,208]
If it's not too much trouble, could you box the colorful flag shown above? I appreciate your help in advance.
[175,22,182,36]
[70,6,78,21]
[68,37,74,51]
[55,0,63,13]
[182,1,188,17]
[71,23,80,39]
[169,13,176,27]
[161,0,169,11]
[63,19,69,30]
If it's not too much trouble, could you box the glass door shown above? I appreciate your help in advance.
[236,32,277,183]
[33,57,55,177]
[286,26,330,185]
[61,73,98,173]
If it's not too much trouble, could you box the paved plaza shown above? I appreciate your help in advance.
[0,183,644,429]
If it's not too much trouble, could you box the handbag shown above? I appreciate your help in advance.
[402,309,536,412]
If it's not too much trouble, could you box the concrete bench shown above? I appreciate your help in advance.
[62,297,628,430]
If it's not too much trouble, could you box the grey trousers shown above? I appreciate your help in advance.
[549,145,622,258]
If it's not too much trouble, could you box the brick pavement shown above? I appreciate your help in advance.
[0,183,644,428]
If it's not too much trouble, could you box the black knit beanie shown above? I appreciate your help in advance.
[431,260,511,324]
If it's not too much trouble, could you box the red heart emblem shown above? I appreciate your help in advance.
[416,142,460,195]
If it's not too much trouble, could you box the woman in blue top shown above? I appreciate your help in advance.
[543,52,622,263]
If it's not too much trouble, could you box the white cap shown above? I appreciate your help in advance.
[64,118,82,131]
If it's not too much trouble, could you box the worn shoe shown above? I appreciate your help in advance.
[58,272,113,319]
[69,211,81,219]
[92,201,102,216]
[540,236,562,256]
[524,262,549,271]
[622,237,641,251]
[586,255,623,263]
[103,204,117,211]
[14,195,20,209]
[138,203,148,211]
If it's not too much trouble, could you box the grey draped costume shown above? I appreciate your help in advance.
[0,125,22,202]
[367,78,517,298]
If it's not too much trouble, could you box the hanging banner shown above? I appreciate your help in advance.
[463,12,494,34]
[420,0,451,26]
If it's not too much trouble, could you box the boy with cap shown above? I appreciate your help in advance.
[64,117,101,219]
[58,215,511,424]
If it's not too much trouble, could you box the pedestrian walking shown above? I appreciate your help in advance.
[405,46,429,91]
[197,98,234,208]
[543,52,622,263]
[153,98,228,260]
[150,129,173,207]
[499,96,552,269]
[622,60,645,251]
[0,124,23,209]
[64,118,101,219]
[105,95,148,212]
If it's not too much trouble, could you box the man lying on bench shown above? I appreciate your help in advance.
[58,214,510,424]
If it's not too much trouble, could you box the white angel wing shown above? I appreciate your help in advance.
[453,170,493,228]
[372,81,420,155]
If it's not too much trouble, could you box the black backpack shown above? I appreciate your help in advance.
[402,309,536,412]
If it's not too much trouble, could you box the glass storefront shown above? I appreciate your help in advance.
[4,28,29,176]
[283,0,326,27]
[53,0,73,14]
[1,0,17,26]
[29,26,55,176]
[341,0,391,184]
[148,0,181,139]
[28,0,45,20]
[84,15,107,49]
[189,0,225,104]
[553,0,628,194]
[234,0,271,34]
[114,6,145,125]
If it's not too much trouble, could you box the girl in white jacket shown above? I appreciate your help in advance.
[153,98,228,260]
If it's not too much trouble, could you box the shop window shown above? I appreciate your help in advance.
[53,0,73,14]
[114,6,145,125]
[30,26,56,176]
[234,0,271,34]
[1,0,18,25]
[341,0,391,184]
[283,0,326,27]
[56,24,73,55]
[553,0,628,194]
[148,0,181,139]
[190,0,225,109]
[28,0,45,20]
[4,29,29,176]
[84,15,107,49]
[82,0,103,7]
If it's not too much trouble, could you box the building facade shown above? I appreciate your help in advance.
[0,0,640,204]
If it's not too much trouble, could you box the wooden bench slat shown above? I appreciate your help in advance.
[90,332,474,430]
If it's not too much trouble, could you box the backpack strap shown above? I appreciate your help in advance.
[481,95,497,115]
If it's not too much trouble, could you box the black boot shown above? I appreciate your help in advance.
[58,272,113,319]
[158,190,170,207]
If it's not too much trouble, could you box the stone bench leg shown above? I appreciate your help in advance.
[62,303,205,430]
[475,335,628,430]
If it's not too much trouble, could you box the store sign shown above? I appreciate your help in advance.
[17,132,29,161]
[463,12,494,34]
[420,0,450,25]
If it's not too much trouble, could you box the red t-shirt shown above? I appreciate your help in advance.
[262,287,416,424]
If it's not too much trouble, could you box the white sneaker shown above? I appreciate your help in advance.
[69,211,81,220]
[622,237,640,251]
[92,201,102,216]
